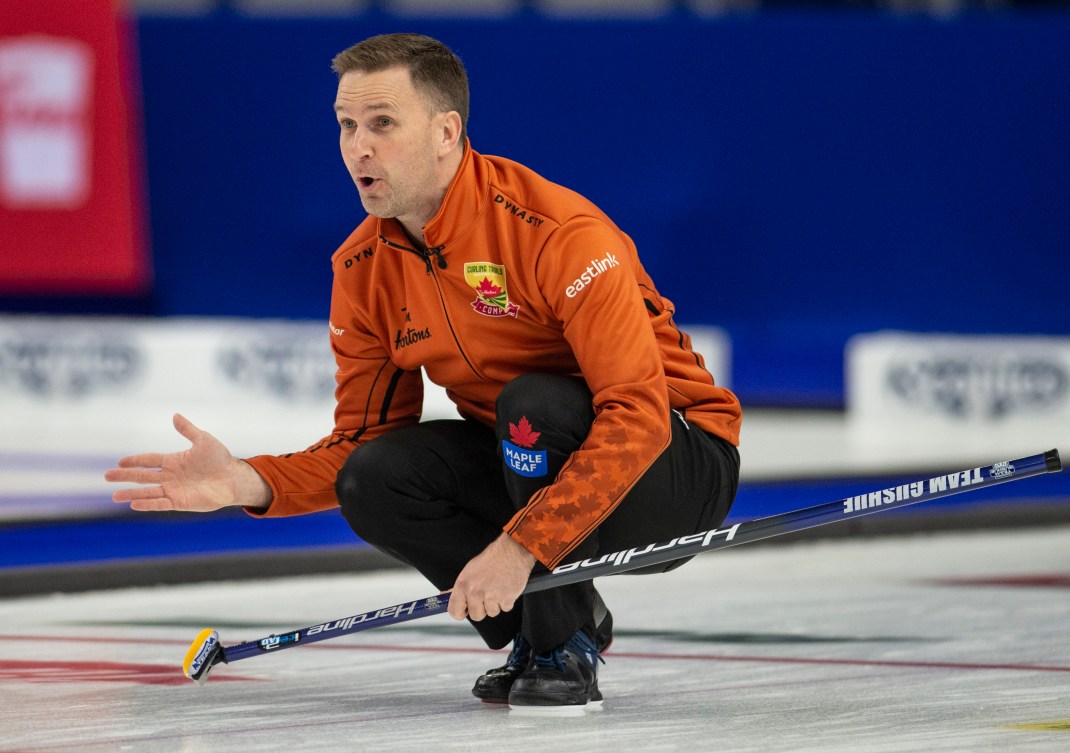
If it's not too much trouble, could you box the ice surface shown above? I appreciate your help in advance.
[1,528,1068,752]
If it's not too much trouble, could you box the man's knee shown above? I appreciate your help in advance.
[334,439,408,542]
[496,374,594,438]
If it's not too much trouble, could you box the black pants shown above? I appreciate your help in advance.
[335,373,739,653]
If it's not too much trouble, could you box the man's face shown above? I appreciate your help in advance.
[334,67,442,229]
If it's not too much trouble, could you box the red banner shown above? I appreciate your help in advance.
[0,0,149,294]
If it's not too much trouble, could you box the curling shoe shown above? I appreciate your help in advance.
[472,600,613,704]
[506,629,605,713]
[472,633,532,703]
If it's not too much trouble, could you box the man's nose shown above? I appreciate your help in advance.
[348,129,373,159]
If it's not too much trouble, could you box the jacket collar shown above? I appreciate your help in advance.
[376,140,487,252]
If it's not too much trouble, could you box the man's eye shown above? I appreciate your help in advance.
[339,118,355,129]
[376,117,392,128]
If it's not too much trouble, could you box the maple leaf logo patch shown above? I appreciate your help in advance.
[508,416,541,448]
[502,420,548,478]
[464,262,520,318]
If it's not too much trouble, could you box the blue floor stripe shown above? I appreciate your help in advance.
[1,471,1066,571]
[0,509,358,568]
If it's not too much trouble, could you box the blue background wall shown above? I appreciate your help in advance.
[128,11,1070,405]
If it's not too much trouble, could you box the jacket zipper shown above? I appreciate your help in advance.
[377,233,484,380]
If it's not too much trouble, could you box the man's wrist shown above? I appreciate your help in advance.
[235,459,272,510]
[499,531,537,567]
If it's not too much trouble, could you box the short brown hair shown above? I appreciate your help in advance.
[332,33,469,141]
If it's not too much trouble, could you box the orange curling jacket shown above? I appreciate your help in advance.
[245,144,741,569]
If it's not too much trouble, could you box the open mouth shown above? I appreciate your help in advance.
[358,177,378,188]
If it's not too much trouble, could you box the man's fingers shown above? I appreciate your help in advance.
[173,413,201,443]
[129,498,178,512]
[467,599,487,622]
[112,485,165,502]
[482,592,517,618]
[449,587,498,622]
[104,468,166,485]
[114,453,166,470]
[447,590,468,621]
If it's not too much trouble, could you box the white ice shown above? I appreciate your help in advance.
[1,526,1069,752]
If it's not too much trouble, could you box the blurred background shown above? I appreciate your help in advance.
[1,0,1068,594]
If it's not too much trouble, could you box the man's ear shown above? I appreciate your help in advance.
[436,110,463,156]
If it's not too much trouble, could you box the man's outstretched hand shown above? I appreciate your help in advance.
[105,413,271,513]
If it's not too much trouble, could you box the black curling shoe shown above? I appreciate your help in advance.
[506,629,604,713]
[472,599,613,704]
[472,633,532,703]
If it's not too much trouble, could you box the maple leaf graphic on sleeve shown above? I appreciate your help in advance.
[509,416,541,448]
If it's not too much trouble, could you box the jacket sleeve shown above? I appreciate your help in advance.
[243,274,423,517]
[503,217,671,568]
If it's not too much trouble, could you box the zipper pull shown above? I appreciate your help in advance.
[428,245,448,270]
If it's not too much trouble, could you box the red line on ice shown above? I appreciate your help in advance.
[1,633,1067,673]
[0,658,259,685]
